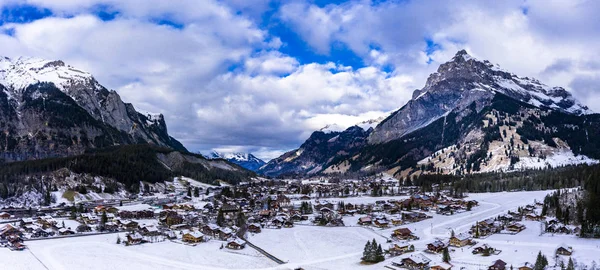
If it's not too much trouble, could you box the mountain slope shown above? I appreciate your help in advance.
[209,152,266,172]
[262,50,599,178]
[0,56,185,162]
[259,125,373,177]
[0,144,255,202]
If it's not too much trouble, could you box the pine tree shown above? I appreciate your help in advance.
[362,240,372,262]
[216,210,225,227]
[567,258,574,270]
[442,247,451,263]
[375,244,385,262]
[194,187,200,197]
[187,186,192,197]
[116,236,121,244]
[236,212,246,227]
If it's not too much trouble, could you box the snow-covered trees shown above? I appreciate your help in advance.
[361,239,384,263]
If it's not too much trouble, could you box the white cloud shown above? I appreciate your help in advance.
[1,0,600,160]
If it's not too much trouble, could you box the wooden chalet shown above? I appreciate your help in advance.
[182,231,204,243]
[449,233,472,247]
[393,228,416,240]
[226,238,246,250]
[489,259,506,270]
[556,244,573,256]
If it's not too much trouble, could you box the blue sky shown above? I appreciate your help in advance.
[1,0,600,160]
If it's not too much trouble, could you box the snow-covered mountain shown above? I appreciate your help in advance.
[262,50,600,178]
[209,151,266,172]
[369,50,591,145]
[0,56,185,162]
[259,117,381,177]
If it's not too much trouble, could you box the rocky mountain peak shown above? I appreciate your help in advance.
[0,55,186,162]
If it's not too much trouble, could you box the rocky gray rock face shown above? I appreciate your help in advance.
[0,56,186,162]
[368,50,591,144]
[261,50,596,177]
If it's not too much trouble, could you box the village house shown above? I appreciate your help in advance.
[506,223,526,233]
[393,228,417,240]
[226,238,246,249]
[426,239,447,253]
[358,216,372,225]
[392,253,431,269]
[182,231,204,243]
[373,218,389,228]
[0,212,12,220]
[387,242,414,256]
[248,223,261,233]
[556,244,573,256]
[489,259,507,270]
[126,232,145,245]
[449,233,472,247]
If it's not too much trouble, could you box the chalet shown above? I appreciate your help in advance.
[373,218,389,228]
[430,262,453,270]
[391,217,403,225]
[0,212,11,219]
[556,244,573,256]
[226,238,246,250]
[182,232,204,243]
[472,244,495,255]
[159,210,184,226]
[449,234,471,247]
[506,223,526,233]
[217,227,233,240]
[0,224,21,239]
[358,216,372,225]
[126,232,144,245]
[392,253,431,269]
[388,242,414,256]
[80,213,99,224]
[201,224,220,237]
[489,259,506,270]
[248,223,262,233]
[140,225,161,236]
[119,220,139,230]
[393,228,416,240]
[104,222,119,232]
[426,239,447,253]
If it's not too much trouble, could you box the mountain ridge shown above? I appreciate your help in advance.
[260,50,599,178]
[0,56,186,162]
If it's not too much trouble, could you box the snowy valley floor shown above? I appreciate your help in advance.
[2,190,599,270]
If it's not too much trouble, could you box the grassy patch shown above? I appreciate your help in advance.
[62,190,77,202]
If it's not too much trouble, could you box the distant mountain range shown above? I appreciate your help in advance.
[260,50,600,178]
[208,151,266,172]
